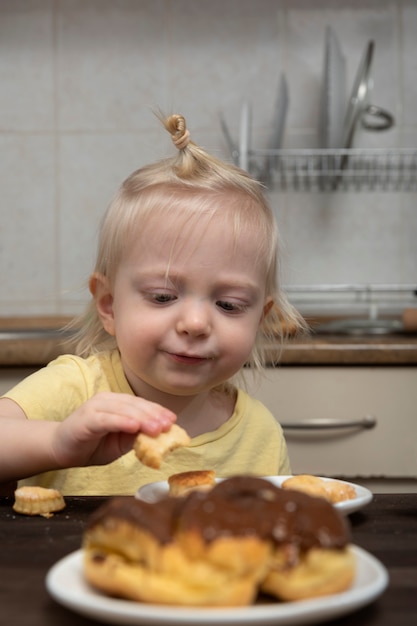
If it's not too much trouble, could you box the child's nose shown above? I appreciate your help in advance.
[176,301,212,337]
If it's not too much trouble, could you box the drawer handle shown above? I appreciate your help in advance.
[281,415,377,431]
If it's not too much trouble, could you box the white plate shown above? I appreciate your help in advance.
[320,25,346,149]
[46,546,388,626]
[136,476,373,516]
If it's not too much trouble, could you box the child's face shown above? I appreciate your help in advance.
[95,208,271,401]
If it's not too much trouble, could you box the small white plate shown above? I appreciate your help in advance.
[46,546,388,626]
[320,25,346,149]
[136,476,373,516]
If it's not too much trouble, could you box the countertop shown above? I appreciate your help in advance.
[0,317,417,366]
[1,493,416,625]
[263,333,417,366]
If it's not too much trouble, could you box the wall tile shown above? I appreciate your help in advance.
[276,190,410,286]
[0,134,56,309]
[0,0,54,131]
[56,0,170,131]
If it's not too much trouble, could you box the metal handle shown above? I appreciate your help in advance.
[281,415,377,431]
[361,104,394,131]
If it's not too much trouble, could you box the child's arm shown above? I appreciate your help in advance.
[0,393,176,483]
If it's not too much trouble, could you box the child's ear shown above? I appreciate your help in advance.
[89,272,116,336]
[261,297,274,322]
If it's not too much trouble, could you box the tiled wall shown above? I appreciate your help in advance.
[1,0,416,317]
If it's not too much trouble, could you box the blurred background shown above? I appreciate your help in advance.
[1,0,416,319]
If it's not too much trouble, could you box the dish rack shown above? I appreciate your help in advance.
[245,148,417,192]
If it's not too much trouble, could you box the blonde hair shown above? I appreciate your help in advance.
[72,114,306,372]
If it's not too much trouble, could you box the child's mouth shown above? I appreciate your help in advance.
[168,352,211,366]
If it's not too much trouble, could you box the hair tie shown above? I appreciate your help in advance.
[170,114,191,150]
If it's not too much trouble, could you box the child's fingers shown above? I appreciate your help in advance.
[80,392,176,437]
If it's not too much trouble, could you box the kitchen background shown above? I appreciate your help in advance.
[1,0,416,319]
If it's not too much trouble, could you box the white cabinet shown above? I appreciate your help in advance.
[252,367,417,484]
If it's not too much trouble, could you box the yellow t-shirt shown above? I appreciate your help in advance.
[3,350,291,495]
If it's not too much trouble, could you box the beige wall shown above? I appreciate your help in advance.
[1,0,416,317]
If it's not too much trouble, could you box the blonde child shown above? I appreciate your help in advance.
[0,114,305,495]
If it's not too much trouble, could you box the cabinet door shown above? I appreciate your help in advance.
[252,367,417,478]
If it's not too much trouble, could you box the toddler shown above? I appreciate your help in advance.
[0,114,305,495]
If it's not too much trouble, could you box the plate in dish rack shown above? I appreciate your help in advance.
[136,475,373,516]
[46,546,388,626]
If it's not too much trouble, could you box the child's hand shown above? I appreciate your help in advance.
[52,392,176,468]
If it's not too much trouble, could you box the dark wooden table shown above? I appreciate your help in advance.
[1,493,416,625]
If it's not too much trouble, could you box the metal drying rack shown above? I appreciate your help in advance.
[244,148,417,192]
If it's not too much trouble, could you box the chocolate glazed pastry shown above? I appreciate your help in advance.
[83,476,355,606]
